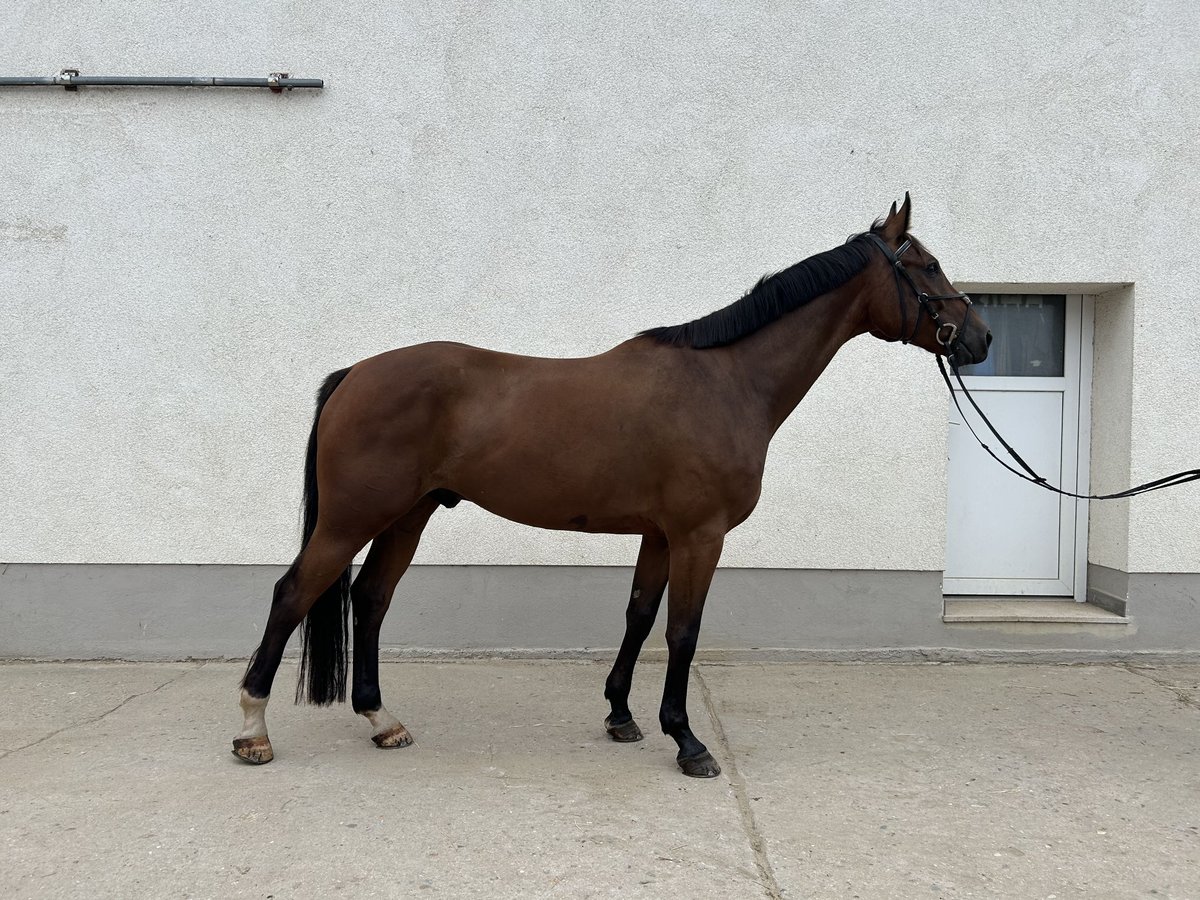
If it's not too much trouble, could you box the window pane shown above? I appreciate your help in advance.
[958,294,1066,377]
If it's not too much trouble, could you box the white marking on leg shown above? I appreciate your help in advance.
[236,689,269,740]
[362,706,402,738]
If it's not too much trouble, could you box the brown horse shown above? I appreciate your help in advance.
[234,194,990,777]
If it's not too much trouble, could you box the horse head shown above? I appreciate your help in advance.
[862,193,991,368]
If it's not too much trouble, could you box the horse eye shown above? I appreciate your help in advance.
[925,262,940,275]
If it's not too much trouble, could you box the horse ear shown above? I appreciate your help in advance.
[879,193,911,240]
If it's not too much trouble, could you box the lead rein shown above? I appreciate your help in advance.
[937,356,1200,500]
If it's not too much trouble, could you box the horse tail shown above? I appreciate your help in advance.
[294,366,354,706]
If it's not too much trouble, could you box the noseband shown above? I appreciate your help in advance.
[864,232,971,354]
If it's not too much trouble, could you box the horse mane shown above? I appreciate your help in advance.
[639,232,876,349]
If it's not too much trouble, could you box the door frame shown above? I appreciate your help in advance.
[1072,294,1094,602]
[942,294,1094,601]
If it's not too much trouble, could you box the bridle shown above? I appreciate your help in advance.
[864,232,972,355]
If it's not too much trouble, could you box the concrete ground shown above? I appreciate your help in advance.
[1,660,1197,899]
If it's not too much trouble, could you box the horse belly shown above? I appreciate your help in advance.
[442,396,663,534]
[475,497,653,535]
[451,447,659,535]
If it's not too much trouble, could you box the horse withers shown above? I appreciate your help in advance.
[234,194,990,777]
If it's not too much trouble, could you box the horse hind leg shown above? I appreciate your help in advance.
[350,496,440,749]
[233,524,374,764]
[604,532,669,743]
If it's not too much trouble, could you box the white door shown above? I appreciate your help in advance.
[943,294,1091,599]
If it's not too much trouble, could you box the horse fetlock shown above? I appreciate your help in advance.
[236,689,269,738]
[658,709,689,736]
[603,675,630,703]
[351,690,383,715]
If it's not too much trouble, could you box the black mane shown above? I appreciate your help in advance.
[639,233,875,348]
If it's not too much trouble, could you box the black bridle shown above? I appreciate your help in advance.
[864,232,1200,500]
[865,232,973,355]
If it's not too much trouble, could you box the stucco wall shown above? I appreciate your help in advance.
[2,1,1197,575]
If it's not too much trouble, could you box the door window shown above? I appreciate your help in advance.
[957,294,1066,377]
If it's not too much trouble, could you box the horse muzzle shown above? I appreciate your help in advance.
[947,328,991,367]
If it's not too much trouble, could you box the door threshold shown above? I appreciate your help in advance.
[942,598,1129,625]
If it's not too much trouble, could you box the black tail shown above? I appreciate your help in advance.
[294,366,354,706]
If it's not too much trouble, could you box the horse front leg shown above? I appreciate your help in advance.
[604,532,670,742]
[659,532,724,778]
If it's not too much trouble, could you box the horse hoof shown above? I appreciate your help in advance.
[678,750,721,778]
[372,724,413,749]
[604,715,644,743]
[231,736,274,765]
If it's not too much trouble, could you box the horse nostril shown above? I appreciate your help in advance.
[985,331,993,347]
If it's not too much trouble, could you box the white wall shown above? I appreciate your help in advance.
[2,1,1197,574]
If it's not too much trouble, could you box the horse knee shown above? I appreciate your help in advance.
[665,620,701,650]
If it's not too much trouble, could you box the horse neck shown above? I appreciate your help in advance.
[728,273,875,433]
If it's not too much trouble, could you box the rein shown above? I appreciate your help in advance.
[868,231,1200,500]
[938,356,1200,500]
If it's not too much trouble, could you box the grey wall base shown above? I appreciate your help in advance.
[1087,563,1130,616]
[2,564,1199,662]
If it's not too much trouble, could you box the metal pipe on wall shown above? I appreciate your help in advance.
[0,70,323,91]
